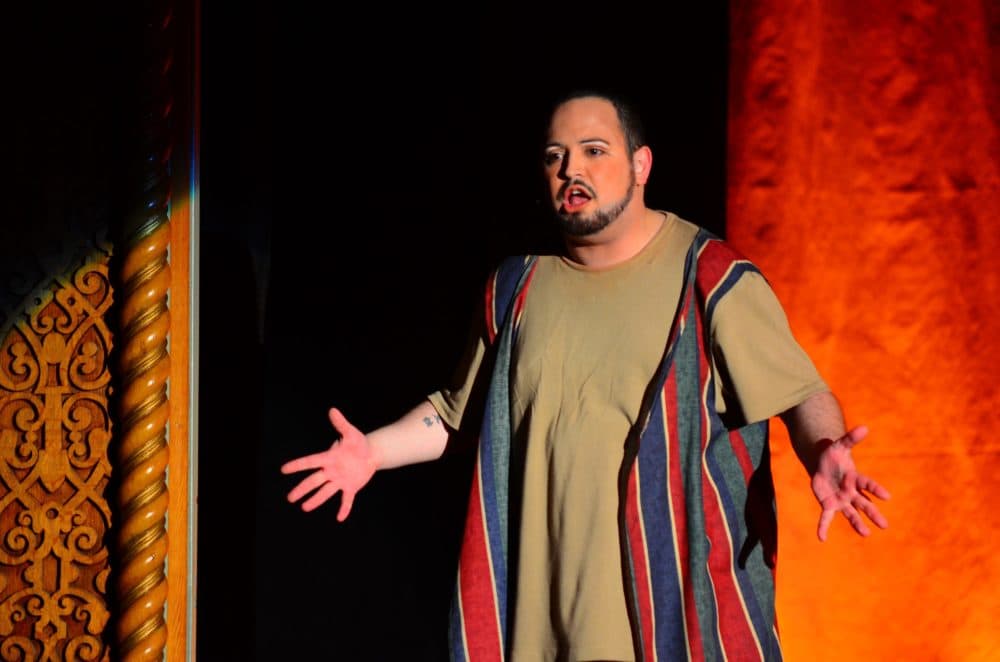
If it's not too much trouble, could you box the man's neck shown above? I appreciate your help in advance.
[563,206,665,270]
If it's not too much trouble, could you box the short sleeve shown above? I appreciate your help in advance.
[710,271,828,426]
[427,284,491,433]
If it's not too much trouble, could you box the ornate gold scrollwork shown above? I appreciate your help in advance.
[0,259,113,661]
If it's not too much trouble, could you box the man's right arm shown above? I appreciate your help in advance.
[368,399,450,469]
[281,400,449,520]
[282,271,494,520]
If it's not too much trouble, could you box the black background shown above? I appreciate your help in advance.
[201,3,732,660]
[219,5,731,660]
[9,2,732,660]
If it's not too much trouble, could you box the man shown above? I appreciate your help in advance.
[282,92,890,661]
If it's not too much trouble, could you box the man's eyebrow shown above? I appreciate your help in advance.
[545,138,611,149]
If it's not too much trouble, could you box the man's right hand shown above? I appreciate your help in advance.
[281,408,379,521]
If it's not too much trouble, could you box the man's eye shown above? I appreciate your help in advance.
[587,147,604,156]
[544,152,563,166]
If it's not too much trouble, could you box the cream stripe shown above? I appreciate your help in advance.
[660,388,691,662]
[703,567,729,662]
[700,378,765,660]
[477,460,506,662]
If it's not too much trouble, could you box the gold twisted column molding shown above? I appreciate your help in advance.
[113,0,198,657]
[116,2,173,662]
[115,0,178,656]
[117,219,171,661]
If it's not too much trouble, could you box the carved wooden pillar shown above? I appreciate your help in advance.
[115,1,196,660]
[116,218,171,661]
[0,1,196,659]
[115,8,174,659]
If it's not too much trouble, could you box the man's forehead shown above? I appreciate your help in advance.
[547,97,624,144]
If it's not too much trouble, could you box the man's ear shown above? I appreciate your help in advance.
[633,145,653,185]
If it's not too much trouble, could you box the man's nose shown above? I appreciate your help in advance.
[560,149,585,179]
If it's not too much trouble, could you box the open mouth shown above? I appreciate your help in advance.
[562,184,593,212]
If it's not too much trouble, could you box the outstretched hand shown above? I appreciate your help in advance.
[811,425,891,541]
[281,408,379,521]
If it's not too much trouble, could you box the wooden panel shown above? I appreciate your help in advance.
[1,4,122,658]
[166,5,198,659]
[167,200,193,662]
[2,2,197,659]
[0,257,113,661]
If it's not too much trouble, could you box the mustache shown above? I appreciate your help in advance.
[557,179,597,200]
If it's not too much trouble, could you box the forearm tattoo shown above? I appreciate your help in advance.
[422,414,442,428]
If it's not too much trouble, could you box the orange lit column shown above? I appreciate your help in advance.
[728,1,1000,660]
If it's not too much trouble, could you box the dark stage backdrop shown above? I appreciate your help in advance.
[200,4,731,659]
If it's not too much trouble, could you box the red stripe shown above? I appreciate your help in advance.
[511,262,537,328]
[728,429,755,481]
[458,463,503,662]
[695,306,759,660]
[700,472,759,659]
[664,367,704,660]
[485,271,498,343]
[695,240,748,296]
[625,464,656,661]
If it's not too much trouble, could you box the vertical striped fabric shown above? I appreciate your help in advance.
[451,233,781,661]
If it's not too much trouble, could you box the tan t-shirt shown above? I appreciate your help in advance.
[429,213,826,662]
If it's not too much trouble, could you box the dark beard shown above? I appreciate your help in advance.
[555,174,635,237]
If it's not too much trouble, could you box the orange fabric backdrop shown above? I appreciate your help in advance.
[728,1,1000,659]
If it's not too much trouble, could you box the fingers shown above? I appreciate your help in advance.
[287,474,359,521]
[328,407,360,438]
[841,502,871,537]
[337,489,356,522]
[839,425,869,449]
[853,495,889,531]
[857,473,891,501]
[817,508,836,542]
[283,407,357,475]
[287,471,330,504]
[819,495,889,541]
[281,451,328,475]
[302,482,340,512]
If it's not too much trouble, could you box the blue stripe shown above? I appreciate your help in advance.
[637,390,687,657]
[477,415,508,636]
[493,255,531,317]
[704,261,760,322]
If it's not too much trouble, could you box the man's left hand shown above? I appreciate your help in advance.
[811,425,891,541]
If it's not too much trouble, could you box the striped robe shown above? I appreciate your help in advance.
[450,230,782,661]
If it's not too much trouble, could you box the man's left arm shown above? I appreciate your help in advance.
[779,390,891,541]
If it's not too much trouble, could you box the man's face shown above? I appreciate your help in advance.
[544,97,636,237]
